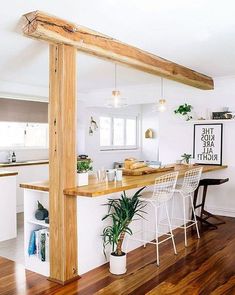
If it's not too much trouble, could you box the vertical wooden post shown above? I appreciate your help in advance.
[49,44,78,284]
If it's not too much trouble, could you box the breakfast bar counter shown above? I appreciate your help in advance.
[20,164,227,197]
[20,164,228,276]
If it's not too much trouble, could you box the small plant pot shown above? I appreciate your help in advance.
[77,172,88,186]
[109,252,127,275]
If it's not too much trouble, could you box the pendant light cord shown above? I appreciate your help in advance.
[114,64,117,90]
[161,77,164,98]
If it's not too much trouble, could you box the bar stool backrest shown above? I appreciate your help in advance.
[181,167,203,194]
[152,171,179,203]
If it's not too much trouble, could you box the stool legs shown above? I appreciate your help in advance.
[154,206,160,266]
[171,195,175,222]
[182,196,188,247]
[132,201,177,267]
[165,203,177,255]
[190,195,200,239]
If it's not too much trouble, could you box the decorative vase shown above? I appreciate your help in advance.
[109,252,127,275]
[77,172,88,186]
[35,201,48,220]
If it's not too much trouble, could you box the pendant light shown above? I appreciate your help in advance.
[106,64,128,108]
[156,77,167,112]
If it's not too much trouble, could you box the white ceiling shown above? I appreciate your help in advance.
[1,0,235,102]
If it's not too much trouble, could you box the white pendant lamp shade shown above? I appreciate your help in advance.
[157,98,167,112]
[155,77,167,112]
[106,65,128,108]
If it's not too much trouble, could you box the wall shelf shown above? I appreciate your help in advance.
[27,219,49,228]
[188,119,235,124]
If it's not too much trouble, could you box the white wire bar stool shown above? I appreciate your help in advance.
[172,167,203,247]
[129,171,179,266]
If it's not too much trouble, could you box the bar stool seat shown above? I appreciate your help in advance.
[193,178,229,229]
[140,191,172,205]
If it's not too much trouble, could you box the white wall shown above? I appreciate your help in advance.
[0,149,48,163]
[77,100,87,155]
[84,105,142,170]
[141,104,159,161]
[158,76,235,217]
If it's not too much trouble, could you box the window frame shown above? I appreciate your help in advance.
[99,115,139,151]
[0,121,49,150]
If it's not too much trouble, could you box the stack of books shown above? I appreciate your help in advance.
[28,228,49,262]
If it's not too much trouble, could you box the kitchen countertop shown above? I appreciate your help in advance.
[0,160,49,168]
[20,164,227,197]
[0,170,18,177]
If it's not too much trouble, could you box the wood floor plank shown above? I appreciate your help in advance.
[0,217,235,295]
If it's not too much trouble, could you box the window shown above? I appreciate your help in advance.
[100,116,138,150]
[0,122,49,149]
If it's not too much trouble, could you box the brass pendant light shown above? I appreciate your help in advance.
[106,64,128,108]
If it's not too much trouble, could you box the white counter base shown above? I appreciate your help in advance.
[0,175,17,242]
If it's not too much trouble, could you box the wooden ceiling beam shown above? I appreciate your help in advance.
[22,10,214,90]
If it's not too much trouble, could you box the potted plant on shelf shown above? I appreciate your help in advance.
[102,187,146,275]
[77,160,92,186]
[181,153,192,165]
[174,103,193,121]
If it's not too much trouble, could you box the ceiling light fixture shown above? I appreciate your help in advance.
[106,64,128,108]
[156,77,167,112]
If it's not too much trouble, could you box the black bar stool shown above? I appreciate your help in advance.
[192,178,229,229]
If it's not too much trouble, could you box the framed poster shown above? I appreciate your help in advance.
[193,123,223,165]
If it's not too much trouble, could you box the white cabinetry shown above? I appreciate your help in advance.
[1,164,48,212]
[0,174,17,242]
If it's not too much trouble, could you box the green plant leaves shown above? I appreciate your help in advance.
[174,104,192,116]
[101,187,146,257]
[77,161,92,173]
[181,153,192,164]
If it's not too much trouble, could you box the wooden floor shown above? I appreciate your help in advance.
[1,217,235,295]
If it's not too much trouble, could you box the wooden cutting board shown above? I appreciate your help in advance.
[123,166,175,176]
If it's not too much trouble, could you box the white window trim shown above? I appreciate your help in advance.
[100,115,139,151]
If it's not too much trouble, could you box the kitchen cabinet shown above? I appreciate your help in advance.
[0,172,17,241]
[1,164,48,212]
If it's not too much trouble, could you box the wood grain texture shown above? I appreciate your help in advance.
[1,217,235,294]
[64,164,227,197]
[20,165,227,197]
[49,44,78,283]
[20,180,49,191]
[22,10,214,90]
[123,166,174,176]
[0,160,48,168]
[0,171,18,177]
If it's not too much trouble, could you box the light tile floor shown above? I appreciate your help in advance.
[0,213,24,265]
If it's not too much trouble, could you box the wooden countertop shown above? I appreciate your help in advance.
[20,164,227,197]
[0,160,49,168]
[0,170,18,177]
[0,158,89,168]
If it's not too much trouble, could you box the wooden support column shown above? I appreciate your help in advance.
[49,44,78,284]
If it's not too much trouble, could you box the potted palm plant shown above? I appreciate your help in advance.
[181,153,192,164]
[77,160,92,186]
[102,187,146,275]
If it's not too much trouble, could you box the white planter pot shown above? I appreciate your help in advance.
[109,253,127,275]
[77,172,88,186]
